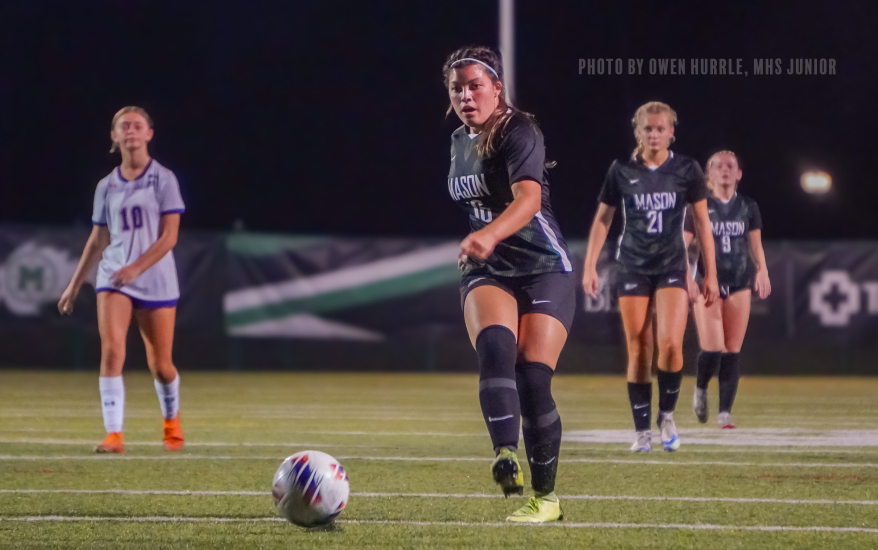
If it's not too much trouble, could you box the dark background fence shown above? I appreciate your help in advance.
[1,224,876,375]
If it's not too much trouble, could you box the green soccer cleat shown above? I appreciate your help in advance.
[491,448,524,498]
[506,495,564,523]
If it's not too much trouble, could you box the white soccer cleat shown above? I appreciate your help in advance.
[718,412,736,429]
[693,387,708,424]
[630,430,651,452]
[660,413,680,451]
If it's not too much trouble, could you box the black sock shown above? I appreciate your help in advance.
[696,351,722,390]
[516,361,562,495]
[475,325,520,452]
[627,382,652,432]
[657,370,683,415]
[718,352,740,413]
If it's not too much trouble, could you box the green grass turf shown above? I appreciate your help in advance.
[0,371,877,549]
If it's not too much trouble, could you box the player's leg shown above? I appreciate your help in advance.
[96,291,132,453]
[135,305,184,451]
[619,294,655,451]
[506,311,568,523]
[464,284,522,496]
[717,289,752,428]
[691,294,726,423]
[654,286,689,451]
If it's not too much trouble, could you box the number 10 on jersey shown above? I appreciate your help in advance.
[647,210,663,233]
[470,200,493,223]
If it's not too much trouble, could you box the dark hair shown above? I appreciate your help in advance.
[443,46,530,160]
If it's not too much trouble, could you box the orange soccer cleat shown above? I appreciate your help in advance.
[163,415,185,451]
[95,432,125,454]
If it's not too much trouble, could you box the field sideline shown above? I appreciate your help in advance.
[0,371,876,549]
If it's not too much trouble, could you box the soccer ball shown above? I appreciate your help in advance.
[272,451,350,527]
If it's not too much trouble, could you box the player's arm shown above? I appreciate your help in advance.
[582,202,615,299]
[459,179,542,262]
[691,199,719,305]
[749,229,771,299]
[110,213,181,288]
[58,225,111,315]
[683,229,701,303]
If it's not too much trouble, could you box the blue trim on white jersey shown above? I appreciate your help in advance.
[160,209,185,215]
[96,288,178,309]
[116,159,153,183]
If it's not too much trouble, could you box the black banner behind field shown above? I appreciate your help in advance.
[0,225,876,374]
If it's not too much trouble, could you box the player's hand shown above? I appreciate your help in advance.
[58,286,78,316]
[687,278,701,304]
[110,265,140,288]
[754,269,771,299]
[582,267,600,300]
[702,274,720,306]
[459,230,497,263]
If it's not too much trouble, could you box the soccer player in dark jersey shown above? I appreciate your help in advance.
[583,101,719,452]
[444,46,574,523]
[684,151,771,429]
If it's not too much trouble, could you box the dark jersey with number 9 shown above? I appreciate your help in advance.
[448,111,572,277]
[685,193,763,289]
[598,152,708,275]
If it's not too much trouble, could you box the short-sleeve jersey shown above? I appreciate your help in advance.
[448,111,572,277]
[598,151,708,275]
[685,193,763,288]
[92,159,185,302]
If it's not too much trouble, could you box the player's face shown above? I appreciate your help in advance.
[111,113,153,152]
[635,113,674,154]
[448,65,501,131]
[708,153,742,188]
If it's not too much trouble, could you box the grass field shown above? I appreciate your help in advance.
[0,371,877,549]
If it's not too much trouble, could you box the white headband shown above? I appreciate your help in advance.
[450,58,499,79]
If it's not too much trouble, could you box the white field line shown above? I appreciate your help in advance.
[0,439,374,448]
[1,516,876,533]
[1,455,878,468]
[3,489,878,507]
[0,429,487,437]
[5,436,878,454]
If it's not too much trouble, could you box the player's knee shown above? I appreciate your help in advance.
[656,339,682,359]
[724,342,742,353]
[100,341,125,369]
[150,360,177,384]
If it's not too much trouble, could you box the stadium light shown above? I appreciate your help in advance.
[800,171,832,194]
[499,0,515,105]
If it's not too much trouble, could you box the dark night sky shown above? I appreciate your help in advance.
[1,1,876,240]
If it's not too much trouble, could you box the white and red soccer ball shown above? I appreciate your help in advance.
[272,451,350,527]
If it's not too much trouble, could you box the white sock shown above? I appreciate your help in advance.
[99,376,125,434]
[154,374,180,420]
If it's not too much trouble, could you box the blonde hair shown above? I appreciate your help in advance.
[705,150,740,190]
[631,101,677,157]
[109,106,153,153]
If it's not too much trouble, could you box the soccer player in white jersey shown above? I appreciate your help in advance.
[59,106,185,454]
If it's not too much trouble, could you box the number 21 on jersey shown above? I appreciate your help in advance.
[647,210,662,233]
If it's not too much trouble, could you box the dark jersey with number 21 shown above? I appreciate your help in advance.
[599,151,708,275]
[448,111,572,277]
[685,193,763,288]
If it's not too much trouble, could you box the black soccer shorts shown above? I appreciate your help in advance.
[460,270,577,333]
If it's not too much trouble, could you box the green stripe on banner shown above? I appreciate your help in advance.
[225,264,460,327]
[226,233,332,256]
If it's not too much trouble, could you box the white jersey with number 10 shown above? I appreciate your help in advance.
[91,159,185,304]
